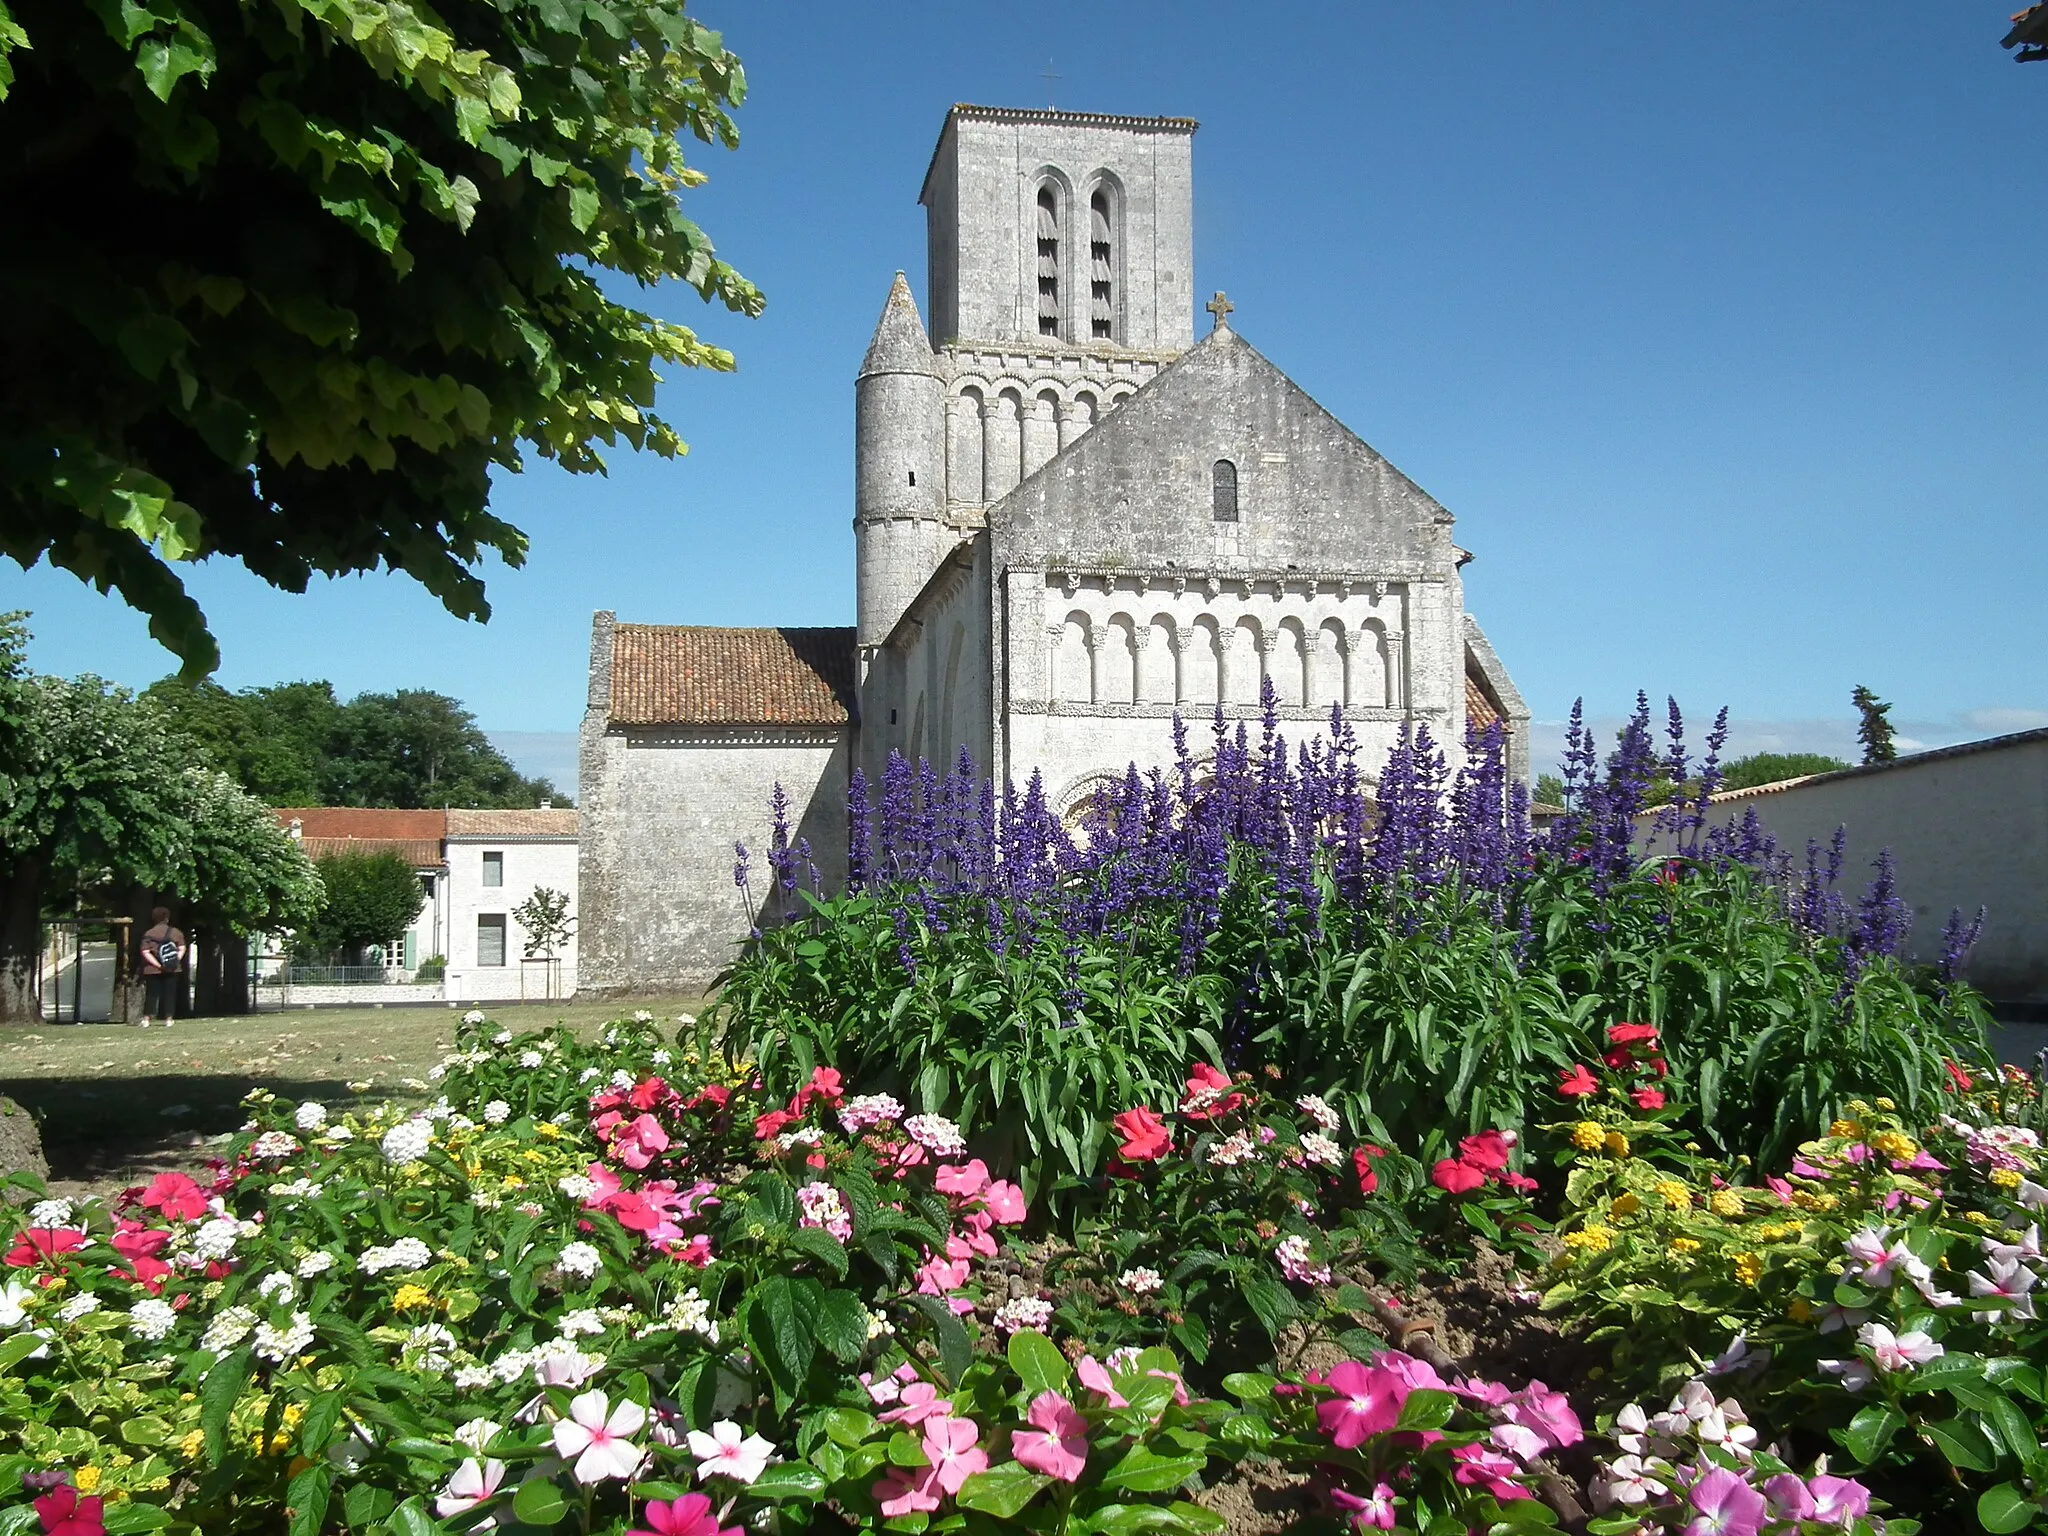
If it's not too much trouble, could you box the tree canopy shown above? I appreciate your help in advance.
[146,675,565,807]
[0,0,759,674]
[0,614,321,1019]
[1716,752,1850,792]
[296,849,424,961]
[1853,686,1898,765]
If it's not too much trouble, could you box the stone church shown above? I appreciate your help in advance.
[579,104,1529,990]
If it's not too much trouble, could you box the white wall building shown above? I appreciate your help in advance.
[442,809,582,1002]
[1643,728,2048,1008]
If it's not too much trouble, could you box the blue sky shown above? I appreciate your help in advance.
[7,2,2045,790]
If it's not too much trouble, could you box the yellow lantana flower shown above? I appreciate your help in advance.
[1871,1131,1918,1164]
[74,1468,101,1495]
[178,1430,206,1461]
[1562,1225,1614,1253]
[1669,1237,1702,1255]
[1829,1118,1861,1139]
[392,1284,436,1313]
[1655,1181,1692,1210]
[1610,1192,1642,1219]
[536,1123,562,1140]
[1571,1122,1605,1151]
[1733,1251,1764,1286]
[1604,1131,1631,1158]
[1709,1190,1744,1218]
[1991,1168,2023,1191]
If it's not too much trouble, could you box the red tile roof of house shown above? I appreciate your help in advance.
[273,808,446,868]
[608,624,858,728]
[1465,671,1501,731]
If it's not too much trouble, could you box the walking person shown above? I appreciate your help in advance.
[138,906,186,1028]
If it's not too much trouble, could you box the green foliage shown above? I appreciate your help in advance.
[0,614,319,1012]
[1534,772,1567,809]
[1717,751,1851,791]
[146,675,564,806]
[722,852,1990,1186]
[297,848,423,959]
[1544,1081,2048,1530]
[512,884,574,957]
[0,0,760,673]
[1853,685,1898,764]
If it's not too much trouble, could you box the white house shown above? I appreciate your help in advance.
[442,808,582,1002]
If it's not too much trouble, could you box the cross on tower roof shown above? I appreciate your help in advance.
[1206,291,1234,329]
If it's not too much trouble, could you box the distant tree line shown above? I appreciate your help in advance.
[143,678,568,809]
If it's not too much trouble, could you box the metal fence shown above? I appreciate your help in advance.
[259,964,424,987]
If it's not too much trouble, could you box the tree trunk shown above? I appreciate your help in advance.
[0,862,46,1024]
[191,929,251,1016]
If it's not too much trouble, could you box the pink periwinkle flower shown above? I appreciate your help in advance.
[1449,1442,1527,1501]
[921,1415,988,1495]
[631,1493,741,1536]
[1761,1473,1815,1521]
[1685,1466,1766,1536]
[1808,1474,1872,1525]
[612,1114,670,1171]
[878,1382,953,1426]
[983,1179,1027,1224]
[933,1159,990,1197]
[872,1465,943,1516]
[1075,1355,1129,1408]
[1315,1362,1408,1449]
[1501,1380,1581,1450]
[1330,1482,1397,1530]
[1011,1391,1090,1482]
[550,1390,647,1484]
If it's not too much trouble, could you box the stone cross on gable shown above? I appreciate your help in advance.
[1206,291,1234,329]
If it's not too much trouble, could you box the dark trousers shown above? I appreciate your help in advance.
[143,972,180,1018]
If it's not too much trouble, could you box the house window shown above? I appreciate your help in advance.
[477,914,507,967]
[1212,459,1239,521]
[482,851,503,887]
[419,873,435,901]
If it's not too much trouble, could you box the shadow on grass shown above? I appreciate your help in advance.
[2,1072,427,1192]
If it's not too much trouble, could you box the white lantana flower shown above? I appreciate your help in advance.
[296,1251,336,1279]
[254,1311,316,1363]
[29,1199,75,1228]
[128,1299,178,1342]
[381,1119,434,1167]
[483,1101,512,1125]
[558,1242,602,1280]
[201,1305,258,1354]
[57,1293,100,1323]
[1118,1267,1165,1295]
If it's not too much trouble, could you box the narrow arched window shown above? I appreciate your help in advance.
[1212,459,1239,521]
[1090,189,1115,340]
[1036,186,1060,338]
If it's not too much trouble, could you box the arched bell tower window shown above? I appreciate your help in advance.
[1089,189,1115,340]
[1212,459,1239,521]
[1036,185,1061,338]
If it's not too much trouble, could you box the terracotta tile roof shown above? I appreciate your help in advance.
[609,625,857,728]
[1465,672,1501,731]
[273,808,446,841]
[298,836,444,866]
[446,809,580,838]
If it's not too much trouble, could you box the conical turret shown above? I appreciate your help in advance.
[855,274,947,648]
[860,272,938,379]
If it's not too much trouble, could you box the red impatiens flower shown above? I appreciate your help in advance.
[1601,1047,1635,1071]
[139,1171,208,1223]
[684,1083,731,1113]
[752,1109,798,1141]
[1431,1159,1485,1195]
[1631,1087,1666,1112]
[792,1066,845,1115]
[1457,1131,1510,1173]
[5,1229,87,1269]
[1179,1063,1245,1122]
[33,1484,104,1536]
[1352,1145,1386,1196]
[1944,1059,1974,1094]
[1111,1107,1172,1163]
[1607,1022,1659,1047]
[1556,1065,1598,1098]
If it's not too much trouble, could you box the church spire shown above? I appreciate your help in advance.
[859,272,936,377]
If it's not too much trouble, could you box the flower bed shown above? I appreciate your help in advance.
[7,1007,1986,1535]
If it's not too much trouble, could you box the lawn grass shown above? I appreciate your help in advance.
[1,995,709,1197]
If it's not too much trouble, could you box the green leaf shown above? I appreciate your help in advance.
[385,1498,436,1536]
[813,1288,871,1363]
[1237,1275,1297,1341]
[200,1346,253,1463]
[1978,1483,2040,1534]
[286,1459,333,1536]
[511,1478,569,1526]
[1394,1388,1457,1433]
[746,1275,823,1390]
[1922,1417,1999,1474]
[1100,1446,1206,1493]
[956,1463,1053,1518]
[1837,1403,1906,1467]
[1982,1394,2039,1463]
[1008,1329,1069,1399]
[904,1293,972,1387]
[1221,1372,1277,1402]
[786,1224,850,1279]
[568,185,600,232]
[747,1464,827,1501]
[100,1504,173,1533]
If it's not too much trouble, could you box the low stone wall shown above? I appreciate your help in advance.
[256,983,444,1008]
